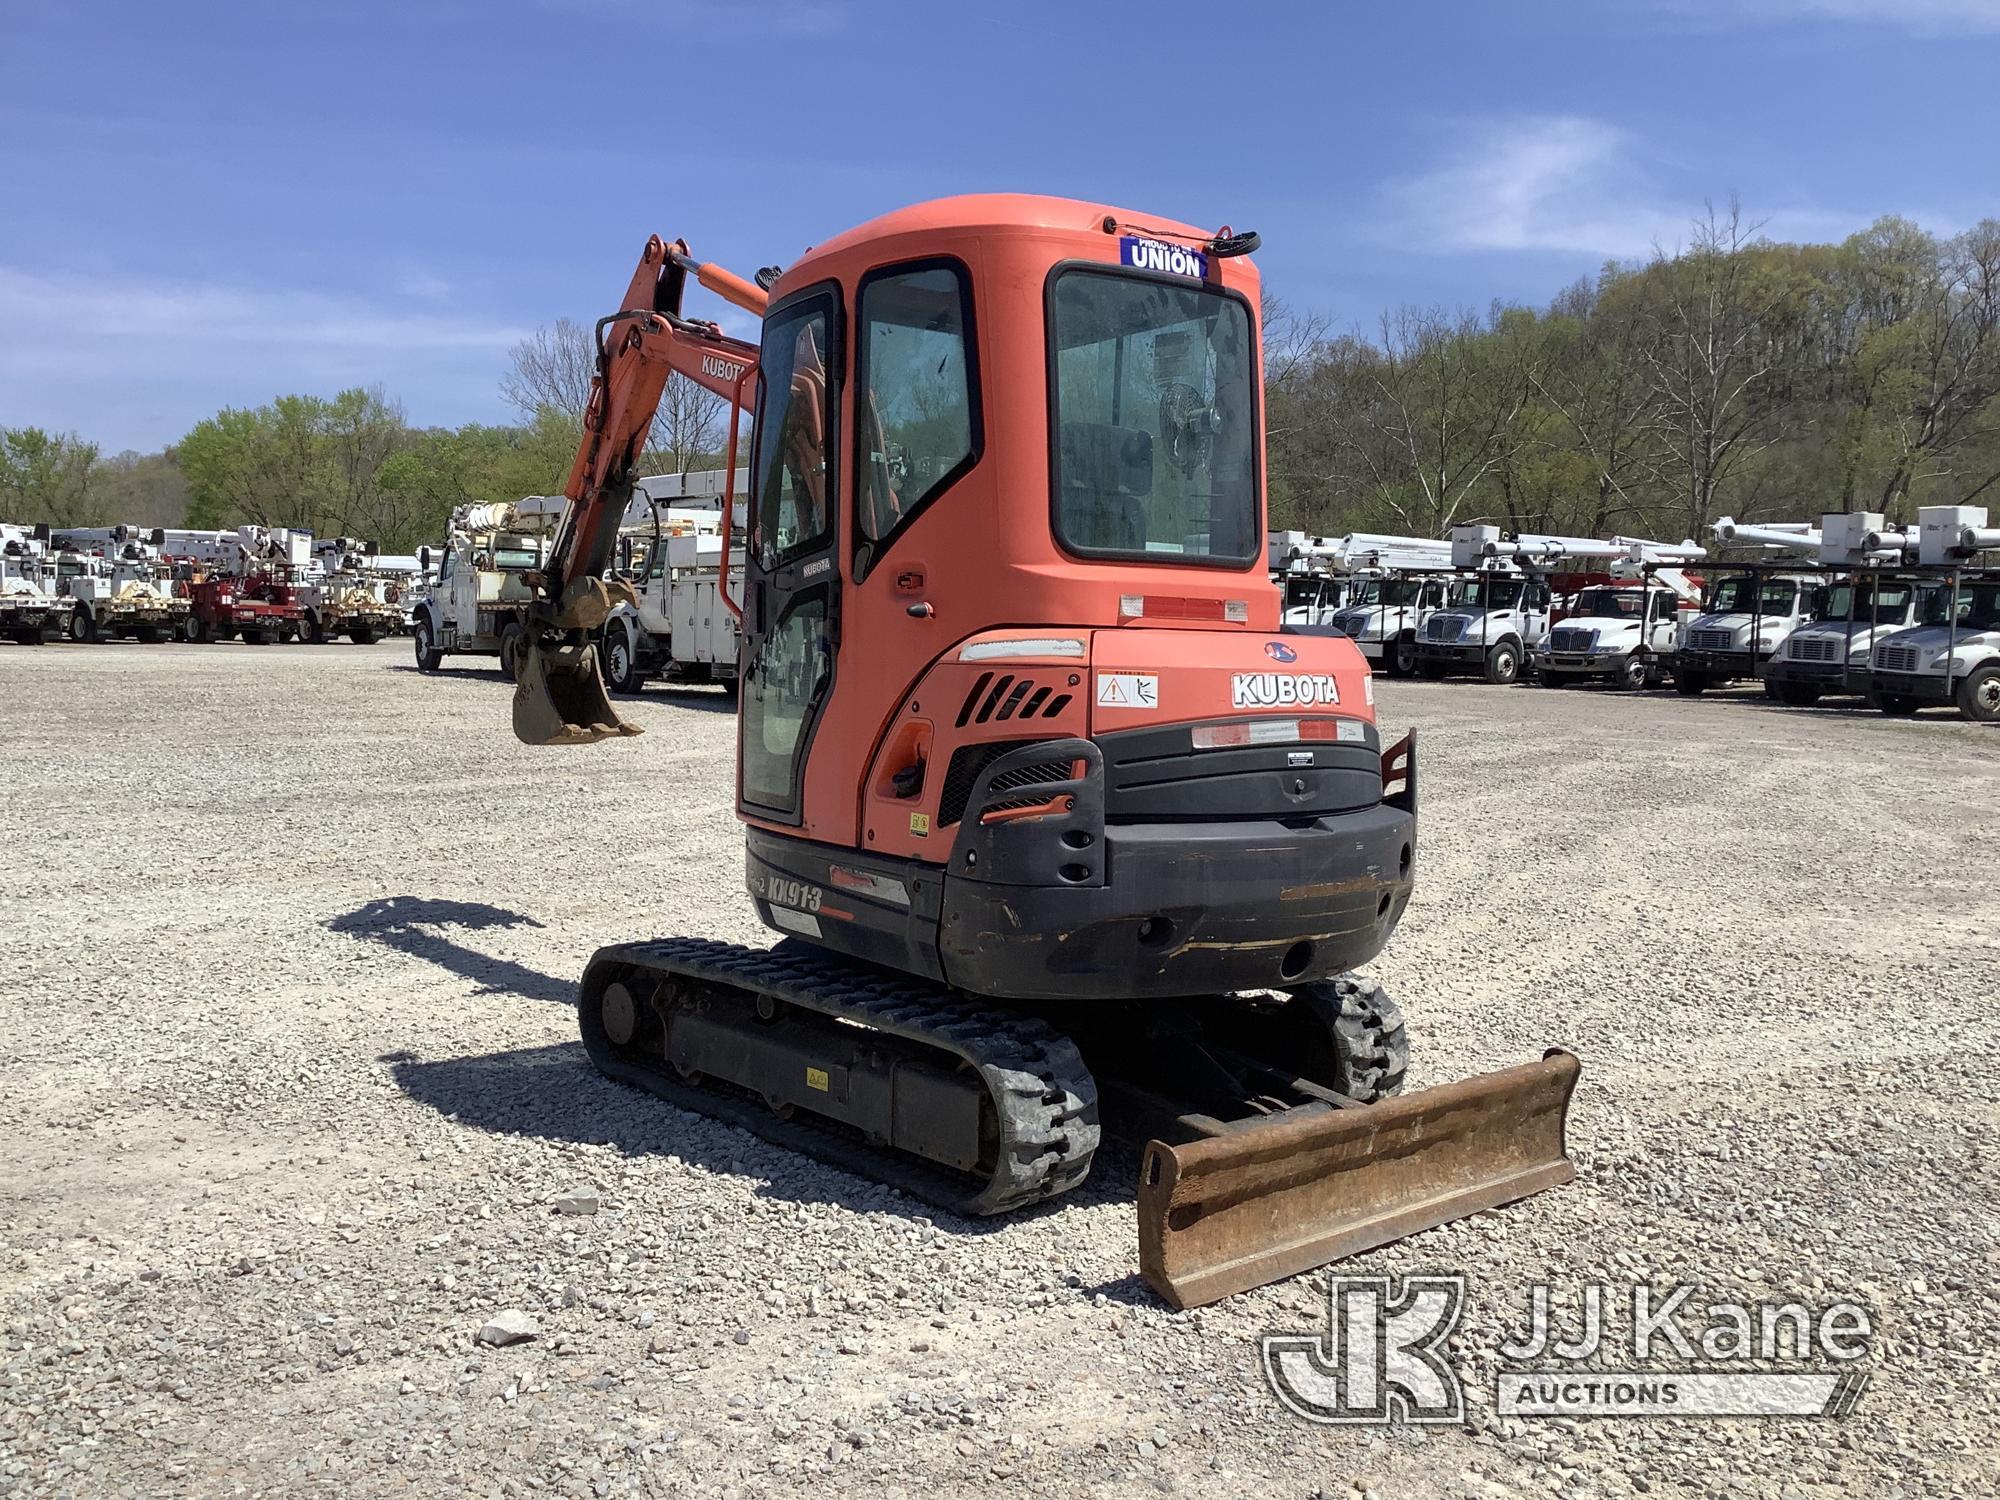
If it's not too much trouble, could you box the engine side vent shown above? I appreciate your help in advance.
[937,741,1075,827]
[955,672,1073,727]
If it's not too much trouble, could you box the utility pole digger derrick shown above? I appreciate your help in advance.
[512,196,1579,1308]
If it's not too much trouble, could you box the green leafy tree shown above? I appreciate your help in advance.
[0,427,103,527]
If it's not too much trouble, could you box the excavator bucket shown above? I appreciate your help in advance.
[512,638,644,746]
[1137,1049,1579,1309]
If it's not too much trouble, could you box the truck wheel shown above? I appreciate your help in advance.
[67,608,95,643]
[414,618,443,673]
[306,610,327,645]
[1615,656,1649,691]
[1870,690,1921,717]
[601,625,641,694]
[1383,636,1418,678]
[1483,641,1521,686]
[1294,978,1408,1103]
[1955,665,2000,723]
[499,622,526,683]
[180,615,201,643]
[1675,671,1708,696]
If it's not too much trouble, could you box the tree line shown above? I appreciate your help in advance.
[7,209,1997,552]
[1265,210,2000,543]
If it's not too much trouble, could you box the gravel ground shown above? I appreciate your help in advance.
[2,639,1996,1500]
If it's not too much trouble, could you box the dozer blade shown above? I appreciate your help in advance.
[512,638,644,746]
[1137,1049,1579,1309]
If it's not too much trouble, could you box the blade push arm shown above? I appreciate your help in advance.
[512,236,766,746]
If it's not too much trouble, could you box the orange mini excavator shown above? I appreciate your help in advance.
[510,195,1577,1307]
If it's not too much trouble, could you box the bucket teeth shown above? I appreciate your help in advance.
[512,638,642,745]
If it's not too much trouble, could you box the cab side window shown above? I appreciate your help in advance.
[855,263,977,575]
[751,302,834,567]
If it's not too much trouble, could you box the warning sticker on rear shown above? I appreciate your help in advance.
[1096,673,1159,709]
[1231,672,1341,708]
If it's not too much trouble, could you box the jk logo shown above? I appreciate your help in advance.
[1261,1275,1466,1424]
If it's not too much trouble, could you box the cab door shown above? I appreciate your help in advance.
[737,287,842,827]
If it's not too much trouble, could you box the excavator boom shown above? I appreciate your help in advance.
[513,235,763,746]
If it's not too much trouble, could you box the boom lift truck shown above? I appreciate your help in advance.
[0,524,74,644]
[1413,526,1557,685]
[598,468,748,695]
[1671,517,1823,696]
[1759,513,1938,705]
[1863,506,2000,721]
[1273,533,1455,674]
[50,527,192,643]
[1529,537,1706,689]
[184,526,310,644]
[411,497,566,678]
[302,538,402,644]
[501,197,1579,1307]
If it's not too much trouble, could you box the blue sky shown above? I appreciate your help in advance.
[3,0,1996,453]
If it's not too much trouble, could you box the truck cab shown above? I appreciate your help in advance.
[1415,569,1551,685]
[1868,577,2000,721]
[1672,572,1816,695]
[1277,572,1350,628]
[1535,583,1682,689]
[1765,575,1930,705]
[54,535,189,643]
[1327,574,1450,677]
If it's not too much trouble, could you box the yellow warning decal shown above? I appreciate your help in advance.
[909,813,930,836]
[806,1066,829,1092]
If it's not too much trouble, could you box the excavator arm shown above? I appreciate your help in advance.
[513,236,767,746]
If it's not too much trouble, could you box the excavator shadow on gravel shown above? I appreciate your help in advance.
[507,195,1578,1307]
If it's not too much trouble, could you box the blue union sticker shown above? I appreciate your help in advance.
[1120,236,1208,279]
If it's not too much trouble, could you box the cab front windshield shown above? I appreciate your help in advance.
[1282,577,1327,611]
[1817,581,1914,621]
[1570,588,1643,620]
[1352,579,1421,608]
[1449,576,1524,611]
[1051,269,1257,564]
[1707,577,1798,615]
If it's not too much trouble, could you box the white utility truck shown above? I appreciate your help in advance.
[1758,513,1932,705]
[302,537,403,644]
[0,524,74,644]
[1413,525,1560,685]
[1672,517,1824,696]
[50,528,192,642]
[599,469,747,694]
[412,497,565,678]
[1274,533,1456,674]
[1534,540,1706,690]
[1864,505,2000,721]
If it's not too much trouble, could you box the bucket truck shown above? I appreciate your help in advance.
[598,469,747,695]
[50,528,192,642]
[1531,538,1707,689]
[1758,513,1936,705]
[1413,526,1569,685]
[1863,506,2000,721]
[0,524,75,644]
[411,496,566,678]
[1270,532,1455,672]
[184,526,310,643]
[302,538,403,644]
[1671,517,1824,695]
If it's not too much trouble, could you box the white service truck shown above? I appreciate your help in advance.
[1671,516,1823,696]
[1864,505,2000,721]
[302,538,403,644]
[0,524,74,644]
[50,528,192,642]
[411,497,565,678]
[1537,574,1701,689]
[599,469,747,694]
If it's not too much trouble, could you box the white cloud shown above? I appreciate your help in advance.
[0,266,528,448]
[1650,0,2000,34]
[1382,114,1858,263]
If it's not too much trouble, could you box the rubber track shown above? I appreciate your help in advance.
[580,937,1100,1216]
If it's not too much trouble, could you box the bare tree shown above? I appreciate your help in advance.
[652,373,728,475]
[500,319,598,421]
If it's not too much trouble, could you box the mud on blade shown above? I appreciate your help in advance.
[1137,1049,1579,1310]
